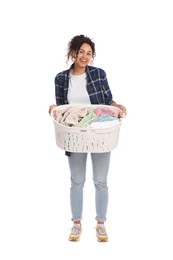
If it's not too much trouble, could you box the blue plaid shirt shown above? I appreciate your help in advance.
[55,64,115,105]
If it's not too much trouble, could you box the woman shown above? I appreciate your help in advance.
[49,35,127,242]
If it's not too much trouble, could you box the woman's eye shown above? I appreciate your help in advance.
[79,50,92,56]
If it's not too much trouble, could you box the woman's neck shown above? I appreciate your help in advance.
[71,65,86,75]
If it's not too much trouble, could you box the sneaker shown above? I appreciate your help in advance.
[96,224,108,242]
[68,223,82,241]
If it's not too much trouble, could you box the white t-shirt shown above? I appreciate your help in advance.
[67,73,91,104]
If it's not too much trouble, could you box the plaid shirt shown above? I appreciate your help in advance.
[55,64,115,105]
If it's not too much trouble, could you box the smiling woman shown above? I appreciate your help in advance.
[49,34,127,242]
[67,35,96,74]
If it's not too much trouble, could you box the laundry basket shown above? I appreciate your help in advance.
[51,104,123,153]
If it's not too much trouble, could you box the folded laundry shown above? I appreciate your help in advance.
[75,107,97,128]
[87,118,120,129]
[55,106,120,129]
[94,107,119,118]
[55,106,88,127]
[94,115,116,122]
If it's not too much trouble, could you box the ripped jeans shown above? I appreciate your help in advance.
[68,152,111,222]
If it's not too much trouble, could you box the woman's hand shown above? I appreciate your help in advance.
[116,104,127,118]
[110,102,127,118]
[48,104,57,118]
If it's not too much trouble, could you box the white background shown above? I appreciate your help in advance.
[0,0,173,259]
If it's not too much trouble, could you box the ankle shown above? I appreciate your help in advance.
[74,221,81,225]
[97,221,104,225]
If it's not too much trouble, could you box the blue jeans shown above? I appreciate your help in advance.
[68,152,111,222]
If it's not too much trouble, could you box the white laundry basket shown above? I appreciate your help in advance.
[51,104,123,153]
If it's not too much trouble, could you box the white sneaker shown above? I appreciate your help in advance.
[69,223,82,241]
[96,224,108,242]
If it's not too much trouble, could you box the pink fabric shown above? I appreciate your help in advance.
[94,107,119,117]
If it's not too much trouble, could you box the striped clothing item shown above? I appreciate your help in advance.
[54,64,115,106]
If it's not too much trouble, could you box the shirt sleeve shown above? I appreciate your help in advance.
[55,73,65,105]
[100,69,115,105]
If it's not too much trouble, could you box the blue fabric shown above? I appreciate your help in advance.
[68,152,111,222]
[94,115,117,122]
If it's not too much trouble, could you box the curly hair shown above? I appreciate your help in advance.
[66,35,96,63]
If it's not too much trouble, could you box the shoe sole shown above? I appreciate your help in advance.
[97,237,108,242]
[68,236,80,242]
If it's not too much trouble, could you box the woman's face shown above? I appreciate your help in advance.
[75,43,93,67]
